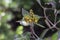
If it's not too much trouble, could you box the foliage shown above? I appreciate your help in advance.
[0,0,60,40]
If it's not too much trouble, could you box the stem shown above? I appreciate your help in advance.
[35,23,45,28]
[45,20,52,29]
[54,19,60,27]
[44,8,54,25]
[30,23,39,39]
[44,8,59,30]
[37,0,54,9]
[36,0,44,9]
[54,9,57,24]
[37,0,58,29]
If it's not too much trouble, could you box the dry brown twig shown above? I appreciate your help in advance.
[37,0,59,30]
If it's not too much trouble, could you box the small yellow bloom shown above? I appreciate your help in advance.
[35,20,38,23]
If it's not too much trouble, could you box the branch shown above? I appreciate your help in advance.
[44,8,54,25]
[30,23,39,39]
[45,20,52,29]
[54,9,57,24]
[35,23,45,28]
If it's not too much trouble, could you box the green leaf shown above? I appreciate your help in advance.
[52,32,58,40]
[16,26,23,35]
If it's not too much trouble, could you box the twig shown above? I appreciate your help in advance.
[44,8,59,30]
[36,0,44,9]
[54,9,57,24]
[30,23,39,39]
[34,23,45,28]
[44,8,54,25]
[37,0,54,9]
[37,0,56,26]
[55,20,60,25]
[45,20,52,29]
[45,19,59,30]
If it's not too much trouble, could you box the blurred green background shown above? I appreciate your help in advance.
[0,0,60,40]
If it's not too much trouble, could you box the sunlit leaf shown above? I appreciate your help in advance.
[52,32,58,40]
[16,26,23,35]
